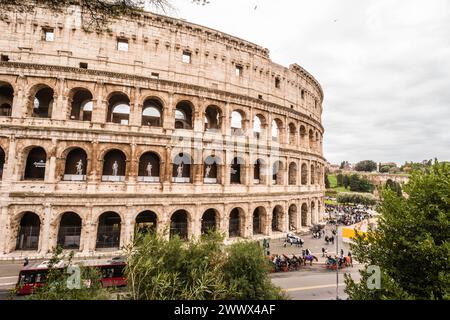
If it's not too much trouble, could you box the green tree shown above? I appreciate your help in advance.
[354,160,377,172]
[385,179,402,197]
[336,173,344,187]
[29,246,111,300]
[343,175,350,189]
[325,174,330,188]
[124,231,286,300]
[345,161,450,300]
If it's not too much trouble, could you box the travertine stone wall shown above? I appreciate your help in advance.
[0,5,326,259]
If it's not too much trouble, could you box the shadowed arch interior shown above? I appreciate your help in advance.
[16,212,41,250]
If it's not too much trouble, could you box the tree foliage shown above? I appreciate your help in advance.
[345,161,450,300]
[337,192,376,206]
[0,0,209,31]
[385,179,402,197]
[28,246,112,300]
[124,231,286,300]
[354,160,377,172]
[349,174,374,193]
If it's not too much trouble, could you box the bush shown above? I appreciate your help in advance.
[337,193,376,206]
[124,231,286,300]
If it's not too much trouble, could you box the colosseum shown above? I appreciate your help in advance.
[0,5,325,259]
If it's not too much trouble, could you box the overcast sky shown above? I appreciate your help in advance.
[153,0,450,165]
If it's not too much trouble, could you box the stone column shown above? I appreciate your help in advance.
[129,87,141,127]
[91,82,106,124]
[12,76,26,118]
[40,204,52,254]
[0,206,8,254]
[46,139,57,183]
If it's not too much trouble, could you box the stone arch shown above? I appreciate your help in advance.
[288,123,297,145]
[309,129,314,149]
[253,158,265,184]
[106,92,130,125]
[96,211,121,249]
[271,118,283,142]
[271,205,284,232]
[230,156,245,184]
[142,97,163,127]
[204,105,222,132]
[135,210,158,234]
[172,152,192,183]
[15,212,41,251]
[311,201,316,224]
[301,203,308,227]
[170,210,189,240]
[204,155,221,184]
[0,82,13,117]
[272,160,284,185]
[29,84,54,118]
[24,147,47,180]
[300,125,307,147]
[63,147,88,181]
[68,87,93,121]
[102,149,126,181]
[311,164,316,185]
[138,151,160,182]
[288,162,297,185]
[288,204,298,231]
[301,163,308,185]
[201,209,219,234]
[252,206,267,235]
[231,109,245,135]
[57,212,82,250]
[229,207,245,238]
[253,113,267,139]
[175,100,194,129]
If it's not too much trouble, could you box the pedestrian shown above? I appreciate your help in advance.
[340,249,344,258]
[322,247,326,257]
[23,257,29,267]
[348,251,353,267]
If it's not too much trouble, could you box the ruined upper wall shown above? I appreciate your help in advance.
[0,5,324,122]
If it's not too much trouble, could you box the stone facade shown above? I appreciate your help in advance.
[0,6,326,259]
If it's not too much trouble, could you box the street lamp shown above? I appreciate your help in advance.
[335,222,339,300]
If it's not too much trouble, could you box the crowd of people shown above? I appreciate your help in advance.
[325,203,374,226]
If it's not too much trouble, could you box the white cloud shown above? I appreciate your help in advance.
[160,0,450,165]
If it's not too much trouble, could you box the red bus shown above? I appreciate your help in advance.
[16,258,127,295]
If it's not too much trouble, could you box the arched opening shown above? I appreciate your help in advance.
[96,212,121,249]
[170,210,188,240]
[301,203,308,227]
[231,110,244,135]
[16,212,41,250]
[204,155,220,184]
[300,126,306,147]
[289,162,297,185]
[172,153,192,183]
[102,149,126,182]
[107,93,130,125]
[272,206,284,232]
[204,106,221,132]
[138,152,160,182]
[311,164,315,185]
[0,83,13,117]
[57,212,82,249]
[69,88,93,121]
[201,209,218,234]
[175,101,193,129]
[309,129,314,149]
[0,147,5,180]
[301,163,308,185]
[272,161,283,185]
[142,98,163,127]
[271,119,280,142]
[230,157,243,184]
[229,208,243,238]
[63,148,88,181]
[135,211,157,235]
[32,86,54,118]
[253,115,265,139]
[288,123,297,145]
[253,207,266,235]
[253,159,263,184]
[24,147,46,180]
[288,205,298,231]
